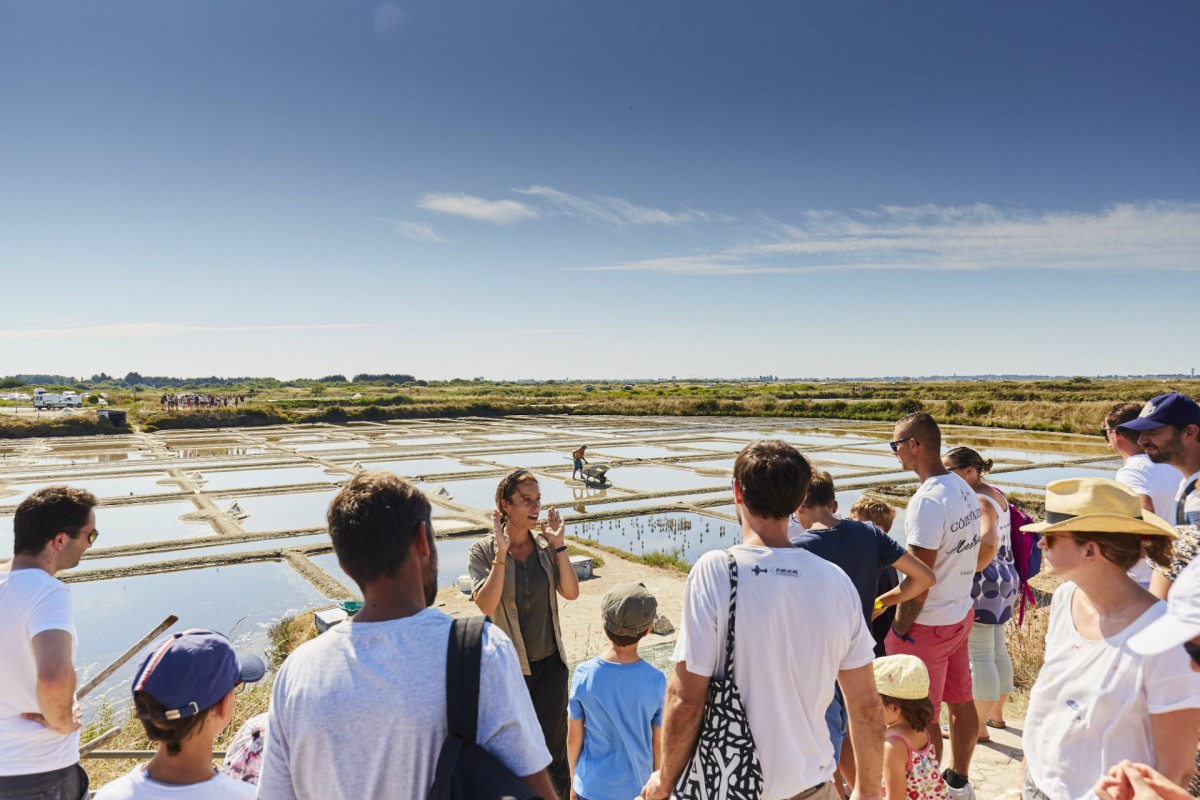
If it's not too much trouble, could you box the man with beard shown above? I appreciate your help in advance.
[1120,392,1200,528]
[258,472,554,800]
[0,487,97,800]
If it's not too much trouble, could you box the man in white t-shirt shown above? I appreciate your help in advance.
[886,413,981,800]
[1122,392,1200,530]
[641,440,883,800]
[1105,402,1184,585]
[258,472,554,800]
[0,486,97,800]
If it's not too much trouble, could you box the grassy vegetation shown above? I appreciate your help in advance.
[4,376,1197,439]
[638,549,692,573]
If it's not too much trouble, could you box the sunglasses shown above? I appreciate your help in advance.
[1185,641,1200,669]
[87,530,100,545]
[1100,427,1113,438]
[889,437,915,453]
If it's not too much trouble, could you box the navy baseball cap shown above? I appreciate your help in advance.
[132,629,266,720]
[1118,392,1200,432]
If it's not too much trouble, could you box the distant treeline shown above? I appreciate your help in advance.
[3,372,422,389]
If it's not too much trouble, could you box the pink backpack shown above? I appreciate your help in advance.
[1008,501,1042,625]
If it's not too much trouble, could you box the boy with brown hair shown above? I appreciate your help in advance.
[95,629,265,799]
[567,583,666,800]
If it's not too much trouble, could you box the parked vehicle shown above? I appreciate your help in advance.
[33,388,83,409]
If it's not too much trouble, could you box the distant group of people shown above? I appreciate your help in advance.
[2,395,1200,800]
[159,394,246,411]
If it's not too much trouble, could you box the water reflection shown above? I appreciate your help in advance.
[71,562,328,716]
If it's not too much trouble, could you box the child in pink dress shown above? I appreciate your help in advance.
[874,655,947,800]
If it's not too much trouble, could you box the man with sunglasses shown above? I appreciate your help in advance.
[886,413,981,800]
[0,486,98,800]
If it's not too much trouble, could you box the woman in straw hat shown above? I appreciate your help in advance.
[1022,478,1200,800]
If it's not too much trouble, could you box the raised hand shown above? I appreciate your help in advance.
[491,509,510,557]
[540,506,565,548]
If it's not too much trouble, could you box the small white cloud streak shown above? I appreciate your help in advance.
[381,219,445,243]
[418,193,538,224]
[0,322,382,343]
[568,202,1200,275]
[515,185,732,227]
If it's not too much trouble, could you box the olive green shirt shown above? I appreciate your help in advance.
[468,534,567,674]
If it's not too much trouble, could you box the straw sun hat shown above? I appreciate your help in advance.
[1020,478,1176,537]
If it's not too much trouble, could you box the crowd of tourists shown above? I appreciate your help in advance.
[159,394,246,411]
[2,393,1200,800]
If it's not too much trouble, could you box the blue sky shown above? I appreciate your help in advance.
[1,1,1197,380]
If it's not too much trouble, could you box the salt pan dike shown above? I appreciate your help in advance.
[0,415,1115,715]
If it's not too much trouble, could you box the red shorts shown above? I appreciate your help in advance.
[885,610,974,708]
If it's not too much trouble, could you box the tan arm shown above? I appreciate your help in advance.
[874,551,936,616]
[640,663,709,799]
[892,545,937,636]
[840,663,884,797]
[975,500,999,572]
[1150,708,1200,789]
[28,630,78,734]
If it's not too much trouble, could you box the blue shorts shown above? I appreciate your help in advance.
[824,683,848,760]
[574,459,583,470]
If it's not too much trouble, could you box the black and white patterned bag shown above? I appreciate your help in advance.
[674,550,764,800]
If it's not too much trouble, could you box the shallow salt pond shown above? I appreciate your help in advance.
[480,451,576,468]
[419,475,612,511]
[1,474,179,506]
[72,562,328,716]
[602,465,730,494]
[567,491,731,515]
[77,533,335,570]
[31,450,155,465]
[990,464,1116,487]
[308,534,479,593]
[351,458,492,477]
[199,466,340,492]
[569,512,743,565]
[290,440,378,452]
[232,490,340,533]
[385,436,463,447]
[671,440,751,452]
[590,445,692,459]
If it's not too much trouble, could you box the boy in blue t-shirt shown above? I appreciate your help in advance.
[567,582,666,800]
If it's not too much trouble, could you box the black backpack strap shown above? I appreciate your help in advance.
[429,616,487,800]
[446,615,486,742]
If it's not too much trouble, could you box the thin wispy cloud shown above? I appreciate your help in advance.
[514,185,731,228]
[381,218,445,243]
[418,192,538,224]
[568,202,1200,275]
[0,322,383,343]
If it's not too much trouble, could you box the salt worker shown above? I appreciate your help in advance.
[572,445,588,480]
[470,469,581,800]
[1022,478,1200,799]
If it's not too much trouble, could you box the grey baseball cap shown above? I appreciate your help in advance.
[602,582,658,637]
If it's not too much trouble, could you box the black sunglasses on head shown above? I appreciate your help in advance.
[1184,641,1200,669]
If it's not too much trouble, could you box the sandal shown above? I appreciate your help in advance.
[940,722,950,739]
[977,734,992,743]
[986,718,1007,729]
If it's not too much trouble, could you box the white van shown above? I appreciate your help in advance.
[33,388,83,409]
